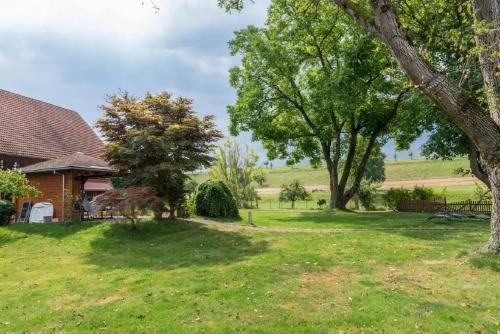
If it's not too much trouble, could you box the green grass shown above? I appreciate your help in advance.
[191,157,470,187]
[0,213,498,333]
[235,209,490,229]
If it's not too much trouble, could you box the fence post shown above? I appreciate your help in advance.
[468,199,472,213]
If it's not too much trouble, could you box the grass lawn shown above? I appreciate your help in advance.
[0,212,498,333]
[190,157,470,187]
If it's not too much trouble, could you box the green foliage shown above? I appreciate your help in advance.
[0,169,40,200]
[391,0,485,166]
[363,151,386,183]
[412,186,436,201]
[317,198,327,209]
[279,180,311,209]
[227,0,428,208]
[96,91,222,217]
[0,200,16,226]
[357,181,378,211]
[193,180,239,218]
[210,139,260,208]
[472,183,492,201]
[184,179,198,195]
[109,176,126,189]
[383,186,437,209]
[383,188,413,210]
[253,169,266,187]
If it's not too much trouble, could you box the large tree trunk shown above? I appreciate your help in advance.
[469,144,491,190]
[333,0,500,251]
[168,206,176,219]
[472,0,500,125]
[487,164,500,253]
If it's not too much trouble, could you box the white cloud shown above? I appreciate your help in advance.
[0,0,268,49]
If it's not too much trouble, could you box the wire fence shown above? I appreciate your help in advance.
[258,199,329,210]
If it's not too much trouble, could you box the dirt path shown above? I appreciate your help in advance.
[257,176,478,194]
[187,218,477,234]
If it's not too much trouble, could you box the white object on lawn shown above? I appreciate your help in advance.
[29,202,54,224]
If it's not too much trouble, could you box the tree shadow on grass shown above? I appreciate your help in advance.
[468,253,500,273]
[266,210,488,240]
[84,220,268,271]
[1,221,99,242]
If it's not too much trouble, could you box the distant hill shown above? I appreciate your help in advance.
[190,157,470,188]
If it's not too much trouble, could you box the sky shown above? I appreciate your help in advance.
[0,0,423,166]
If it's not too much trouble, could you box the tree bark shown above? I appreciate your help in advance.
[487,163,500,253]
[332,0,500,153]
[153,202,164,220]
[469,144,491,189]
[332,0,500,251]
[168,206,176,219]
[472,0,500,125]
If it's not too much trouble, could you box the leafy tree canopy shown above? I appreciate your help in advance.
[0,169,40,200]
[279,180,311,209]
[227,0,430,209]
[96,91,222,218]
[210,139,261,208]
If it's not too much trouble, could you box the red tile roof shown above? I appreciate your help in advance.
[0,89,104,160]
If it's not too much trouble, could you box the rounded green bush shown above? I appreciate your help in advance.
[193,180,238,218]
[0,200,16,226]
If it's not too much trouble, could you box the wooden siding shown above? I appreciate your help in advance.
[16,171,83,221]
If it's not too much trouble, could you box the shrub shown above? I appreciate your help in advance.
[93,187,163,228]
[0,169,40,199]
[383,188,412,209]
[412,186,435,200]
[383,186,437,209]
[193,180,239,218]
[357,181,378,211]
[317,198,327,209]
[0,200,16,226]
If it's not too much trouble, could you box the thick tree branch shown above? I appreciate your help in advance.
[332,0,500,165]
[469,143,492,189]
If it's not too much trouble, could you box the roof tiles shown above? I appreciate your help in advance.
[0,89,104,160]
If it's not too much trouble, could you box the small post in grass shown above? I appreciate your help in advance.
[248,211,255,226]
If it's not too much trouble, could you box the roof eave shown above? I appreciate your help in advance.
[22,166,116,174]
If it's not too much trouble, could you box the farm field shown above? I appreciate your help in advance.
[191,157,470,188]
[0,214,498,333]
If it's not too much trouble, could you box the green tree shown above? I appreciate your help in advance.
[0,169,40,200]
[220,0,500,252]
[228,0,423,210]
[210,139,260,208]
[96,91,222,219]
[364,150,386,184]
[192,180,239,218]
[279,180,311,209]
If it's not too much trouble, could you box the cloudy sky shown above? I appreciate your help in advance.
[0,0,421,165]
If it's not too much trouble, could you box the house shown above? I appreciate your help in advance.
[20,152,115,221]
[0,89,114,221]
[0,89,104,168]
